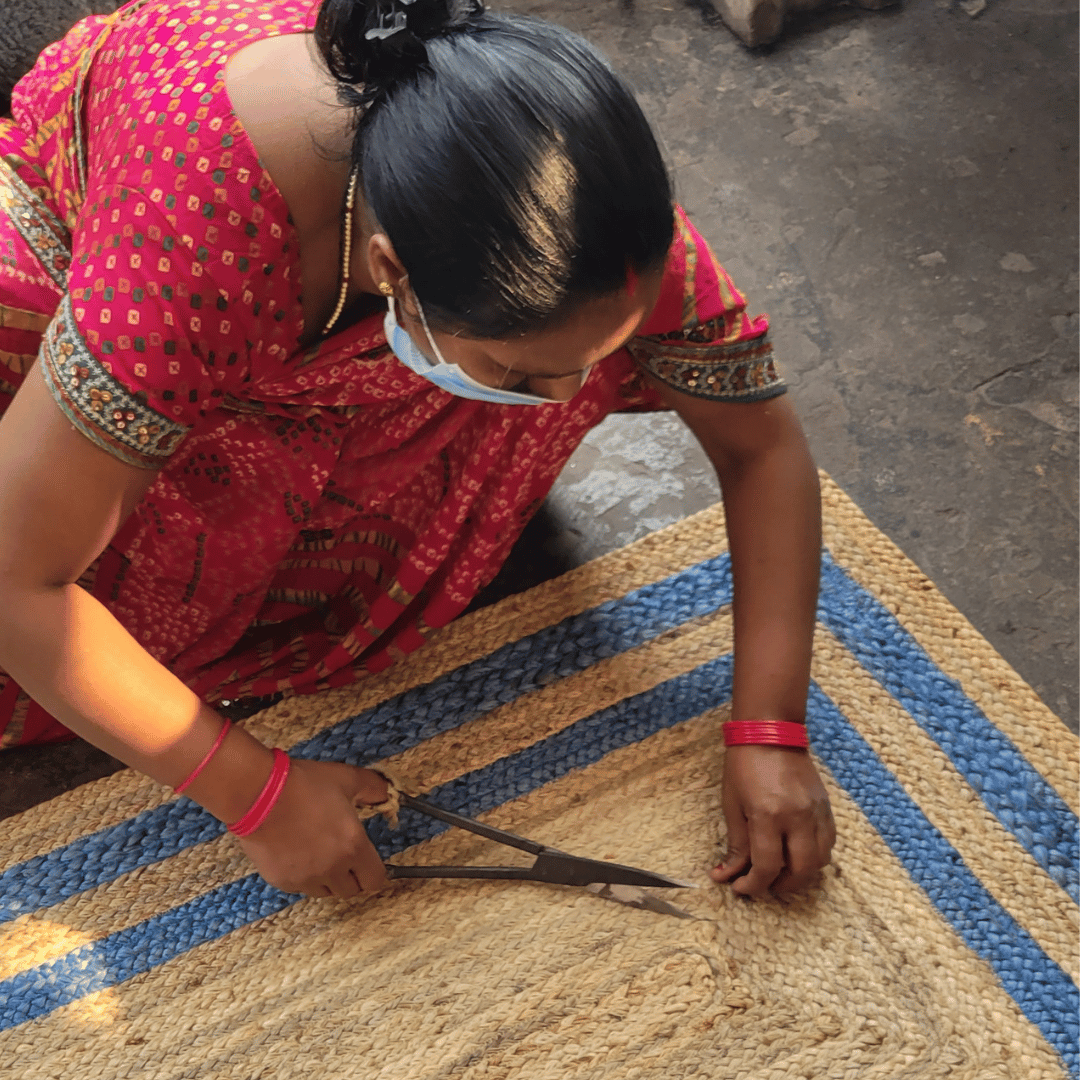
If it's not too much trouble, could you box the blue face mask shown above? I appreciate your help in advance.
[383,296,590,406]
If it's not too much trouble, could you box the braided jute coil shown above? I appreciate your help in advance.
[0,473,1076,1079]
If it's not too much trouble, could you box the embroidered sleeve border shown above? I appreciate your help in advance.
[0,157,72,290]
[40,293,190,469]
[627,330,787,404]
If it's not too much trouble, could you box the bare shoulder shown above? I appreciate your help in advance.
[223,33,350,235]
[223,33,354,332]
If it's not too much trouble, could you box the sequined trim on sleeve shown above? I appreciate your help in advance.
[40,293,189,468]
[627,323,787,403]
[0,155,72,289]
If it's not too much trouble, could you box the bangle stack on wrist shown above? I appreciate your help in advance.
[173,719,292,837]
[722,719,809,748]
[227,748,292,837]
[173,719,233,794]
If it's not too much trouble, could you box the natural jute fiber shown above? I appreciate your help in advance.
[1,474,1076,1079]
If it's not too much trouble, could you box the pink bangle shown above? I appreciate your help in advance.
[723,720,809,748]
[228,748,292,838]
[174,719,232,795]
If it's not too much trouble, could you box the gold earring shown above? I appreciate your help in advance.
[378,281,394,297]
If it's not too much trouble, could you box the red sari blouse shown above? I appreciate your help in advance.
[0,0,784,746]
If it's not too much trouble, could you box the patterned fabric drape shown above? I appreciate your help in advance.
[0,0,784,747]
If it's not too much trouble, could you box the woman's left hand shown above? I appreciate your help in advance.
[711,744,835,897]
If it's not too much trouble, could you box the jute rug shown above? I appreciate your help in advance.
[1,475,1076,1079]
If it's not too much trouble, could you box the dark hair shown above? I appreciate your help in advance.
[315,0,674,338]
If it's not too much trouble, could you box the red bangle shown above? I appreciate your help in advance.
[723,720,809,748]
[228,748,292,838]
[174,719,232,795]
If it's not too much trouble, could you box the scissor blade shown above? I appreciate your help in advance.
[531,851,690,888]
[586,882,699,919]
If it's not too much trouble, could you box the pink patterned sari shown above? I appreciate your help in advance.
[0,0,783,747]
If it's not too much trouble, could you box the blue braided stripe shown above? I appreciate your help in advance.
[0,802,227,926]
[0,877,295,1025]
[818,555,1079,901]
[293,554,732,767]
[0,546,1075,1066]
[0,556,735,923]
[3,654,1076,1079]
[5,550,1071,925]
[807,683,1078,1077]
[0,654,735,1030]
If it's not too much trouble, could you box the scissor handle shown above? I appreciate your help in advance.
[386,865,540,880]
[399,793,545,856]
[390,794,689,889]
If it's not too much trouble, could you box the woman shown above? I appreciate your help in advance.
[0,0,833,900]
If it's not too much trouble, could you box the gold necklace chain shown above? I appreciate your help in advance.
[321,164,360,337]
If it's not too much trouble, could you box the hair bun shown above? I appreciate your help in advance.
[316,0,484,107]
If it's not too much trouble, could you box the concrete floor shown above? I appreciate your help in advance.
[0,0,1076,819]
[508,0,1078,728]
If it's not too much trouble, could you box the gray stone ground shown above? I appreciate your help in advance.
[0,1,122,114]
[501,0,1078,727]
[0,0,1076,817]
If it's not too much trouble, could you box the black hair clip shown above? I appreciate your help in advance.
[366,0,418,41]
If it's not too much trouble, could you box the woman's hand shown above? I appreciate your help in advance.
[237,762,391,898]
[711,745,835,897]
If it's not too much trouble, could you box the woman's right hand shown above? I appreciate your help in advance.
[0,352,383,902]
[236,761,390,898]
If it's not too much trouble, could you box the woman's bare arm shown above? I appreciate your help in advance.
[660,389,822,720]
[653,381,836,897]
[0,361,273,819]
[0,364,387,896]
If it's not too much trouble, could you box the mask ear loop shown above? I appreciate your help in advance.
[402,280,592,399]
[408,280,531,395]
[399,279,509,387]
[401,278,453,369]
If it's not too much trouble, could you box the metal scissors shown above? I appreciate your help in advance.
[384,792,688,890]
